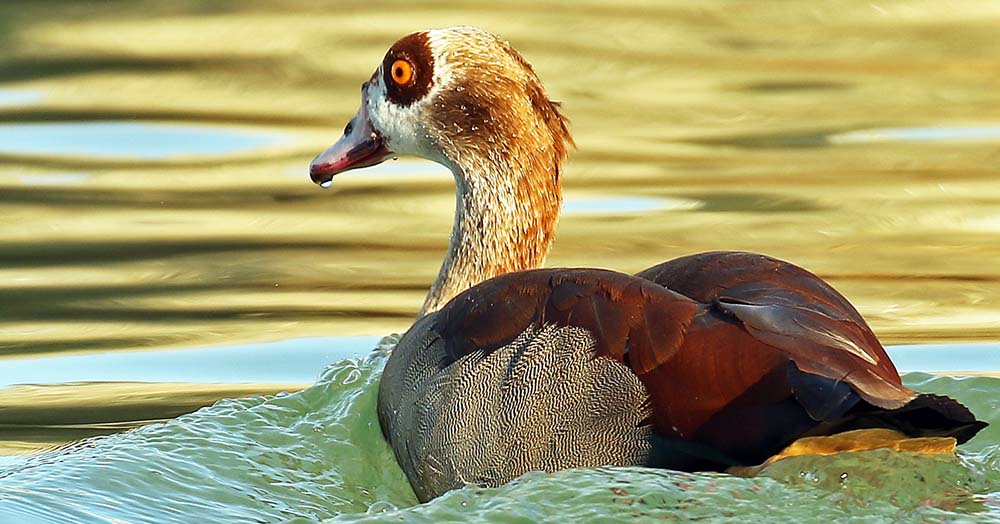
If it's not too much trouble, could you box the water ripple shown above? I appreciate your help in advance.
[0,122,291,159]
[0,339,996,524]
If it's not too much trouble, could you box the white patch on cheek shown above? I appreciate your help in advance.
[365,68,448,165]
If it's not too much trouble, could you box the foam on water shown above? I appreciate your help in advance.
[0,337,997,524]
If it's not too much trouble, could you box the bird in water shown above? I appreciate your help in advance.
[309,26,986,502]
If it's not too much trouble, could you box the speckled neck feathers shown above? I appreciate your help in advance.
[417,28,574,315]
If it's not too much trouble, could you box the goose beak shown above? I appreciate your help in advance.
[309,97,394,187]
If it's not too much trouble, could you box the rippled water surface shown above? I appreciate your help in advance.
[1,0,999,522]
[0,122,292,159]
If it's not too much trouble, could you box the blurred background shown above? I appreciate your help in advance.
[1,0,999,455]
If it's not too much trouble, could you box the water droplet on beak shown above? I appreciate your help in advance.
[320,180,333,189]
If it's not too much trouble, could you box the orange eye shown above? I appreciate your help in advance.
[390,59,414,85]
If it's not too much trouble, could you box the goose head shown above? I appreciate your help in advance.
[310,26,574,314]
[310,26,572,187]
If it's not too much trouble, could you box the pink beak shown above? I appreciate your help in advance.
[309,94,394,187]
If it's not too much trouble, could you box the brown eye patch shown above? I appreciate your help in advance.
[382,31,434,107]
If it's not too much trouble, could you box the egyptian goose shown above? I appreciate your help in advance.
[309,26,986,502]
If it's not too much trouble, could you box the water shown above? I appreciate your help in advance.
[0,337,375,388]
[0,339,997,523]
[0,122,291,159]
[2,0,1000,522]
[829,126,1000,144]
[0,335,995,392]
[0,89,41,107]
[15,172,92,186]
[562,195,699,215]
[0,339,413,524]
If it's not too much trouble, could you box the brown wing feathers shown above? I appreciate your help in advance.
[431,268,798,442]
[429,253,985,466]
[434,268,699,371]
[637,251,916,409]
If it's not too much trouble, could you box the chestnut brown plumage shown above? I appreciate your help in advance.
[310,26,987,501]
[431,254,985,470]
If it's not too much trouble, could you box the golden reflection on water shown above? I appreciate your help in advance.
[0,382,301,454]
[1,1,999,449]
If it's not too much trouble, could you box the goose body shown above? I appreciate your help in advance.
[310,26,986,502]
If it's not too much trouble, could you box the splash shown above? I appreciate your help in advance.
[0,340,998,524]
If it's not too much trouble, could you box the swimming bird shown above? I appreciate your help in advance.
[309,26,986,502]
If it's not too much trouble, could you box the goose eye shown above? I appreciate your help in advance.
[391,59,414,86]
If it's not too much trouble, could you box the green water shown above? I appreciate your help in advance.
[0,337,998,523]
